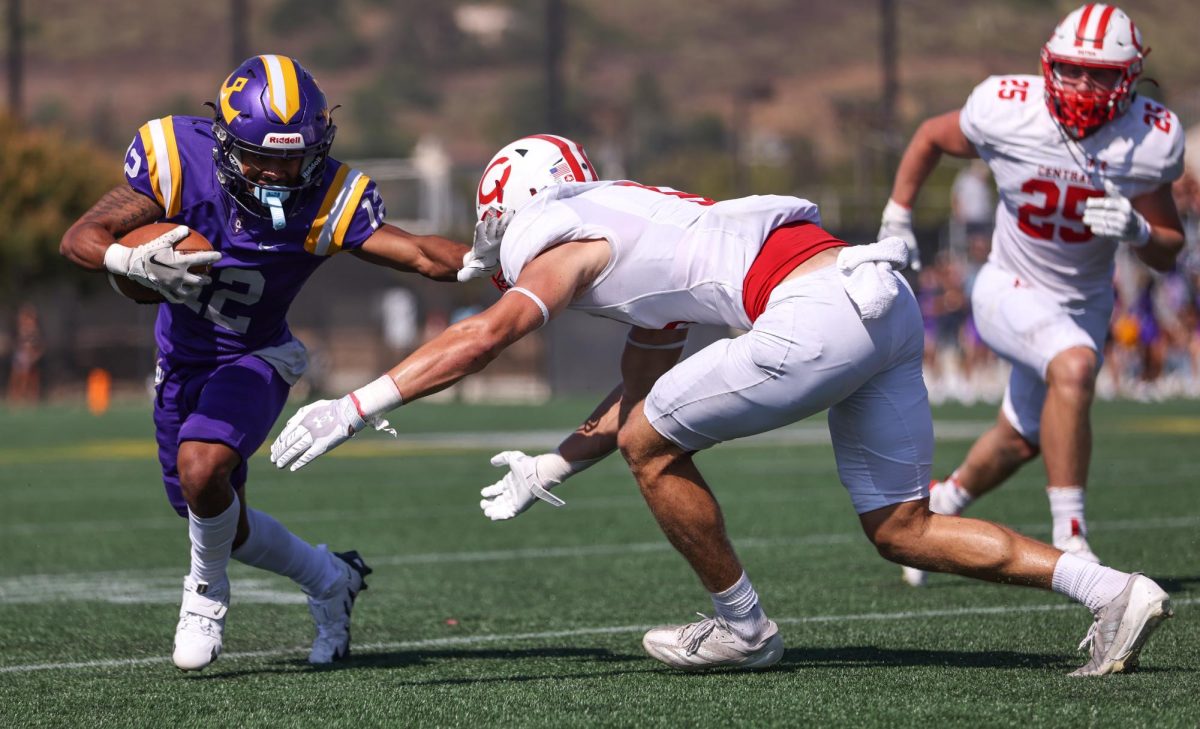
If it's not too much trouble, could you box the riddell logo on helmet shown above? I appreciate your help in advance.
[262,133,304,148]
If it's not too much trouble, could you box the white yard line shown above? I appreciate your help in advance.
[1,596,1193,675]
[4,514,1196,591]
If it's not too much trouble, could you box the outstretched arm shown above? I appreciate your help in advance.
[351,223,470,281]
[557,327,690,461]
[479,326,689,520]
[271,238,611,471]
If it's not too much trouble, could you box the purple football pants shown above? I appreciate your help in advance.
[153,354,291,517]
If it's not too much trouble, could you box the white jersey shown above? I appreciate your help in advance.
[498,181,821,330]
[959,74,1184,304]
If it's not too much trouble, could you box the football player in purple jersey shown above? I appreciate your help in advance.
[60,55,469,671]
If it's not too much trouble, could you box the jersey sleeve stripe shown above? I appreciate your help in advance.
[260,54,300,124]
[329,172,371,254]
[138,116,182,217]
[305,164,351,256]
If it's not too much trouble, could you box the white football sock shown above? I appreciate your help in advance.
[187,493,240,589]
[1051,552,1129,613]
[1048,486,1087,546]
[711,572,771,644]
[930,471,973,515]
[231,508,342,597]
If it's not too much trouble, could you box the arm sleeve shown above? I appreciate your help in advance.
[124,116,187,218]
[958,79,995,152]
[122,129,161,206]
[304,166,386,256]
[337,180,386,252]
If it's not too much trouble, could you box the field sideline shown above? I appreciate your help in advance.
[1,399,1197,727]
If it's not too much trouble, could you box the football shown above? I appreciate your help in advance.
[107,223,215,304]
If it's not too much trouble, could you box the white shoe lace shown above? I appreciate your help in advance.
[178,611,222,640]
[1076,618,1099,652]
[679,613,723,656]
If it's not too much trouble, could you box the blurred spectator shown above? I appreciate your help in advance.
[7,304,45,404]
[949,160,993,258]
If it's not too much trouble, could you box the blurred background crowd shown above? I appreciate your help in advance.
[3,0,1200,406]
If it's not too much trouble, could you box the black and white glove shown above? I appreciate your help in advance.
[103,225,221,303]
[1082,181,1151,247]
[479,451,573,521]
[457,208,513,283]
[877,199,921,271]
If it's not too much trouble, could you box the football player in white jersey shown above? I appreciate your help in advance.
[272,134,1172,676]
[877,3,1186,587]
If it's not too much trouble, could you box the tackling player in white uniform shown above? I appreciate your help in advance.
[878,4,1185,587]
[271,134,1172,676]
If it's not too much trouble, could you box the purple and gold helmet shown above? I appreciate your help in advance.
[211,55,336,227]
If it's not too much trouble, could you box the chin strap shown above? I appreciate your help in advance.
[254,188,290,230]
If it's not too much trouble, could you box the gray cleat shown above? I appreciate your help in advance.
[642,614,783,671]
[1070,573,1172,677]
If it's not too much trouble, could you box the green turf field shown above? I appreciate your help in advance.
[1,399,1197,727]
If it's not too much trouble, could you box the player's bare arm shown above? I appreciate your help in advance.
[270,237,611,472]
[386,238,611,399]
[60,185,164,269]
[1130,183,1186,271]
[888,110,979,207]
[880,109,979,268]
[350,223,469,281]
[477,325,689,521]
[554,327,690,463]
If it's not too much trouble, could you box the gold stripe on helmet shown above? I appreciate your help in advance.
[259,54,300,124]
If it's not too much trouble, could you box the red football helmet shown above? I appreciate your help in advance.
[476,134,599,221]
[1041,4,1146,139]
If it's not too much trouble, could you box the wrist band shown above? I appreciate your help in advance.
[507,286,550,326]
[103,243,133,274]
[350,375,404,419]
[625,332,687,350]
[883,198,913,223]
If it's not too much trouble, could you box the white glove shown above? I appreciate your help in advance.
[878,199,921,271]
[479,451,569,521]
[1082,181,1151,247]
[269,396,366,472]
[104,225,222,303]
[457,208,513,283]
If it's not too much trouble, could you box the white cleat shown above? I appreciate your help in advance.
[901,565,928,587]
[1071,573,1172,677]
[1055,534,1101,564]
[173,576,228,672]
[642,614,783,671]
[307,548,372,665]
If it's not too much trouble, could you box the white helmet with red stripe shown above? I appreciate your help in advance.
[1041,3,1145,139]
[476,134,600,221]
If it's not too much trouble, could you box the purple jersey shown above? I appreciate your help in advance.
[123,115,385,370]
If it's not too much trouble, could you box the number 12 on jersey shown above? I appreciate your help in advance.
[1017,179,1105,244]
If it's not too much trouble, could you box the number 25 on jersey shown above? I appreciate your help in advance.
[1017,180,1105,244]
